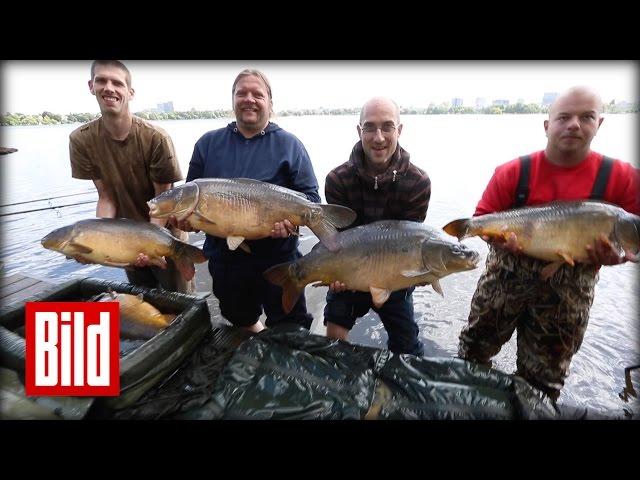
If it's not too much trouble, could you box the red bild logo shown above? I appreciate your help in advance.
[25,302,120,396]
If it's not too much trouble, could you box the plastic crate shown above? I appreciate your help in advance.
[0,277,212,413]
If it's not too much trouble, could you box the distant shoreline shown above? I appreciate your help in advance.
[1,105,637,127]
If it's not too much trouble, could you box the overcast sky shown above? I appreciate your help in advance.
[2,60,637,115]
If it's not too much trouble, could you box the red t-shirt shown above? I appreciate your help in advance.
[475,151,640,216]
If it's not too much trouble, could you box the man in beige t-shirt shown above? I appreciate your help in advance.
[69,60,193,293]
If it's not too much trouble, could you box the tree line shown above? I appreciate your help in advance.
[1,102,637,126]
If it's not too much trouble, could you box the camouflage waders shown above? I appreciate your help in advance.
[458,247,598,401]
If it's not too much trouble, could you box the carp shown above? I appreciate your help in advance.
[95,291,173,340]
[41,218,206,281]
[147,178,356,252]
[443,200,640,279]
[263,220,480,313]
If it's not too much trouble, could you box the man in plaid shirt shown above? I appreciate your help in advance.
[323,97,431,356]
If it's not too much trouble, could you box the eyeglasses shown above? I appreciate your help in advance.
[360,122,399,135]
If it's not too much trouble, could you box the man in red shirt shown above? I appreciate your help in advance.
[458,86,640,401]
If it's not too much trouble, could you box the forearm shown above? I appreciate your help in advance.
[96,196,116,218]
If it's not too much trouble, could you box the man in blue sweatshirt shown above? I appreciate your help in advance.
[176,69,320,333]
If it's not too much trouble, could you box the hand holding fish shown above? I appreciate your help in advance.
[482,232,524,255]
[328,281,347,293]
[271,220,297,238]
[133,253,167,270]
[585,234,636,266]
[168,215,199,233]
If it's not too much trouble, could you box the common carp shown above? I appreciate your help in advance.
[263,220,480,313]
[443,200,640,279]
[147,178,357,252]
[95,291,173,340]
[41,218,206,281]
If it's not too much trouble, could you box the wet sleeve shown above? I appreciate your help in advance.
[149,134,183,184]
[291,143,321,203]
[69,134,99,180]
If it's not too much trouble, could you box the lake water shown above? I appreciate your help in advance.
[1,114,638,417]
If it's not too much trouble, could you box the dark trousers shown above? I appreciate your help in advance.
[125,257,195,294]
[208,251,313,329]
[324,287,424,356]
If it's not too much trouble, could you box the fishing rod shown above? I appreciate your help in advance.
[0,190,97,208]
[0,200,97,217]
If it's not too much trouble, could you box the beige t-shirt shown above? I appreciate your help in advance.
[69,116,183,221]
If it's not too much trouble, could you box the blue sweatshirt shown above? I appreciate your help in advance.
[186,121,320,262]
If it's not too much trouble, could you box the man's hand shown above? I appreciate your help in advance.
[585,234,628,266]
[72,256,93,265]
[271,220,297,238]
[328,281,347,293]
[484,232,524,255]
[132,253,167,269]
[168,215,199,233]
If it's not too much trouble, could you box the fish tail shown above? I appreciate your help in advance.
[173,241,207,281]
[318,204,357,228]
[263,262,304,314]
[442,218,471,240]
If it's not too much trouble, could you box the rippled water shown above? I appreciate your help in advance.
[1,115,638,417]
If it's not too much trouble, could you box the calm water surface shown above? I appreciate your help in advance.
[1,114,638,416]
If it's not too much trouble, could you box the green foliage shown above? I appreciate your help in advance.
[1,102,637,127]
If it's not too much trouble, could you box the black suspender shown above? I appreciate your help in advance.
[513,154,614,207]
[589,156,614,200]
[513,155,531,208]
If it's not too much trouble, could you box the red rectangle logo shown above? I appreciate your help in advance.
[25,302,120,396]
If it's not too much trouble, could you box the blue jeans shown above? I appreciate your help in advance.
[324,287,424,356]
[208,251,313,329]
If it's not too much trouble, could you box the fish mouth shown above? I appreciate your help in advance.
[468,251,480,268]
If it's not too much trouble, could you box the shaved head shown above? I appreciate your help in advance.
[549,86,603,118]
[360,97,400,124]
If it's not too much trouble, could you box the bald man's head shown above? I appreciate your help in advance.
[360,97,400,124]
[549,86,603,118]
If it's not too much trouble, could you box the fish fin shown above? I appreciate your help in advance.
[555,251,575,266]
[146,256,169,269]
[226,236,246,251]
[163,313,176,324]
[172,240,207,281]
[431,279,444,297]
[239,241,252,254]
[370,286,391,309]
[401,269,430,277]
[442,219,471,240]
[102,260,131,267]
[540,261,563,281]
[318,204,357,228]
[67,242,93,254]
[263,262,303,314]
[309,219,340,252]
